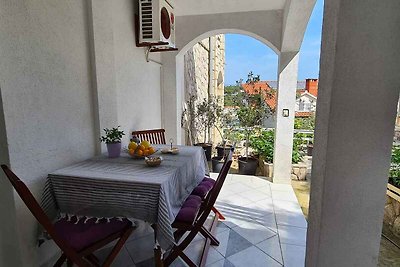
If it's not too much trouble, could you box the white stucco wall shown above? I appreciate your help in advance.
[112,0,162,145]
[0,1,96,265]
[307,0,400,265]
[0,0,165,265]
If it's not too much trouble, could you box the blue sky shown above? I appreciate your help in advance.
[224,0,324,85]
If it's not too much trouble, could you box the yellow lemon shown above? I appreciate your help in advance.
[128,142,138,150]
[141,140,151,149]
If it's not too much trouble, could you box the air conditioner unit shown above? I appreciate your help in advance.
[139,0,175,48]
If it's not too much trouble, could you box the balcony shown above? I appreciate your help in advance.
[93,174,307,266]
[2,0,400,266]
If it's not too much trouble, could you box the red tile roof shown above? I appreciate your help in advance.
[242,82,277,110]
[241,80,318,112]
[295,111,314,118]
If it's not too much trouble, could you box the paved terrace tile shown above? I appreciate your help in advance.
[90,174,307,267]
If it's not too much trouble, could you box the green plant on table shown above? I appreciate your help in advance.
[100,126,125,144]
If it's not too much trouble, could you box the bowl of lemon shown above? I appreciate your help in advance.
[127,140,157,159]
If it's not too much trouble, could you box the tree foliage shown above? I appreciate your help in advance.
[232,72,273,157]
[194,96,223,144]
[294,115,316,130]
[389,145,400,187]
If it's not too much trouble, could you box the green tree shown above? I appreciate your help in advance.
[195,96,223,144]
[233,72,273,158]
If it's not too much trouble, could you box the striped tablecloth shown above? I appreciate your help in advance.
[41,145,209,249]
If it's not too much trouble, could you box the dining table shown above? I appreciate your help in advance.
[41,144,209,262]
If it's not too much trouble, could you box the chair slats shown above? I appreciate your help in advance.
[132,129,166,145]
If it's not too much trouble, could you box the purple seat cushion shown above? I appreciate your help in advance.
[54,216,132,251]
[174,195,202,224]
[202,177,216,184]
[191,177,215,199]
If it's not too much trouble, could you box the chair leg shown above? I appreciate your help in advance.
[212,207,225,220]
[179,251,197,267]
[200,226,219,246]
[102,227,134,267]
[85,254,100,266]
[164,229,198,266]
[53,253,67,267]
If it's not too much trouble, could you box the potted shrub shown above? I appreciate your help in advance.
[250,129,275,177]
[385,145,400,238]
[291,133,307,180]
[234,72,272,175]
[211,112,235,172]
[214,112,235,157]
[100,126,125,158]
[250,130,307,180]
[194,96,223,161]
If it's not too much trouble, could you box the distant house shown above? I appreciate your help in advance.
[241,79,319,128]
[295,79,318,118]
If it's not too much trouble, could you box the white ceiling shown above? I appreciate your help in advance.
[172,0,287,16]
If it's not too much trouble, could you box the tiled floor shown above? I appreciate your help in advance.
[93,174,307,267]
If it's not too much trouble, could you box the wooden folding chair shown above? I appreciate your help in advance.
[131,128,166,144]
[163,150,233,267]
[1,165,135,267]
[190,148,235,221]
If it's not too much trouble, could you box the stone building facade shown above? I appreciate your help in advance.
[183,35,225,145]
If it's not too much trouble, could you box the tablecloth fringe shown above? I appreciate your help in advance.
[59,212,127,224]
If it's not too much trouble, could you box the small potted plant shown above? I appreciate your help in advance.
[211,111,235,172]
[234,72,273,175]
[194,96,223,161]
[215,112,235,158]
[100,126,125,158]
[250,129,275,178]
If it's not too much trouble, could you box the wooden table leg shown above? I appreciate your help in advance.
[151,224,164,267]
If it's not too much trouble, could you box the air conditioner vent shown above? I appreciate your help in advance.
[138,0,175,48]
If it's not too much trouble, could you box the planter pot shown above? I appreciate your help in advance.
[258,158,273,178]
[384,184,400,238]
[216,145,233,158]
[291,163,307,181]
[238,157,258,175]
[195,143,212,161]
[211,156,224,173]
[307,144,313,156]
[106,142,121,158]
